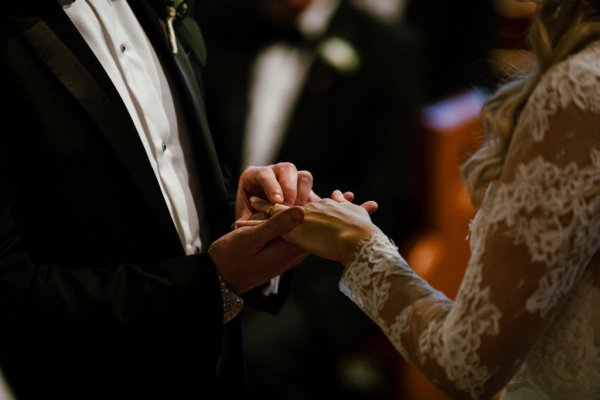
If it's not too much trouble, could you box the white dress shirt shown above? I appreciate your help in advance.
[61,0,203,255]
[62,0,280,299]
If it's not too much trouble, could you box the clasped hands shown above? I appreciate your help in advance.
[208,162,379,295]
[243,190,379,266]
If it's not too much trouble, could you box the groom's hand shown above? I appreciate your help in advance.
[235,162,315,221]
[209,206,307,294]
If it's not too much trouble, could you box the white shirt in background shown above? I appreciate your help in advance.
[242,0,340,169]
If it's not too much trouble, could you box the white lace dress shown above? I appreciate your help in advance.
[340,41,600,400]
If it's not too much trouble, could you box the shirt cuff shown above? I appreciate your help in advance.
[261,276,280,296]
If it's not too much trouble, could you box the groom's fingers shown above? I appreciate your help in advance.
[252,206,304,244]
[295,170,314,205]
[250,196,290,216]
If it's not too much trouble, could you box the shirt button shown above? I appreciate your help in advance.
[161,143,167,152]
[120,44,127,53]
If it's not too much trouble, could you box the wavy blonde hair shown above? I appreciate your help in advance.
[461,0,600,206]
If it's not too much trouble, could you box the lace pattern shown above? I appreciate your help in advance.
[340,41,600,399]
[505,277,600,399]
[484,153,600,317]
[521,42,600,143]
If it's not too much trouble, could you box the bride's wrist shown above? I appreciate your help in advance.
[340,225,378,266]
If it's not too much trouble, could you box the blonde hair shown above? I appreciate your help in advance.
[461,0,600,206]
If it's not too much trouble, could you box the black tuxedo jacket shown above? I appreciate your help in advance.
[200,1,426,243]
[0,1,262,398]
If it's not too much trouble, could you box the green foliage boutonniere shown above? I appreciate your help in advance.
[161,0,207,66]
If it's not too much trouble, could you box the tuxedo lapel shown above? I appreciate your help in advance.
[9,4,183,251]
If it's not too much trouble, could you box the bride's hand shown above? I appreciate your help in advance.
[235,190,377,228]
[249,191,380,265]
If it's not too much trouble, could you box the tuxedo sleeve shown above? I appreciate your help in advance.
[0,140,224,397]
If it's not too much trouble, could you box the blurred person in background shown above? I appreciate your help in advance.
[197,0,424,398]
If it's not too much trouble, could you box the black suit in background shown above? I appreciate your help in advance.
[198,1,425,398]
[0,1,287,398]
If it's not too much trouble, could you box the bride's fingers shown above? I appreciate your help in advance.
[331,190,351,203]
[250,196,289,217]
[332,189,377,214]
[360,200,378,215]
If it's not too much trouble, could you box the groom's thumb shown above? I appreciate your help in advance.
[256,206,304,241]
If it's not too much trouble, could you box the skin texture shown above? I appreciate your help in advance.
[209,162,315,294]
[235,162,317,220]
[244,190,379,266]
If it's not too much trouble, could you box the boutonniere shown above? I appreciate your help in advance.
[161,0,207,66]
[316,36,361,75]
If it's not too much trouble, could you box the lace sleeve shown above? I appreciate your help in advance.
[340,44,600,399]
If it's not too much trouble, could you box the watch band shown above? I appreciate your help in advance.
[217,274,244,323]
